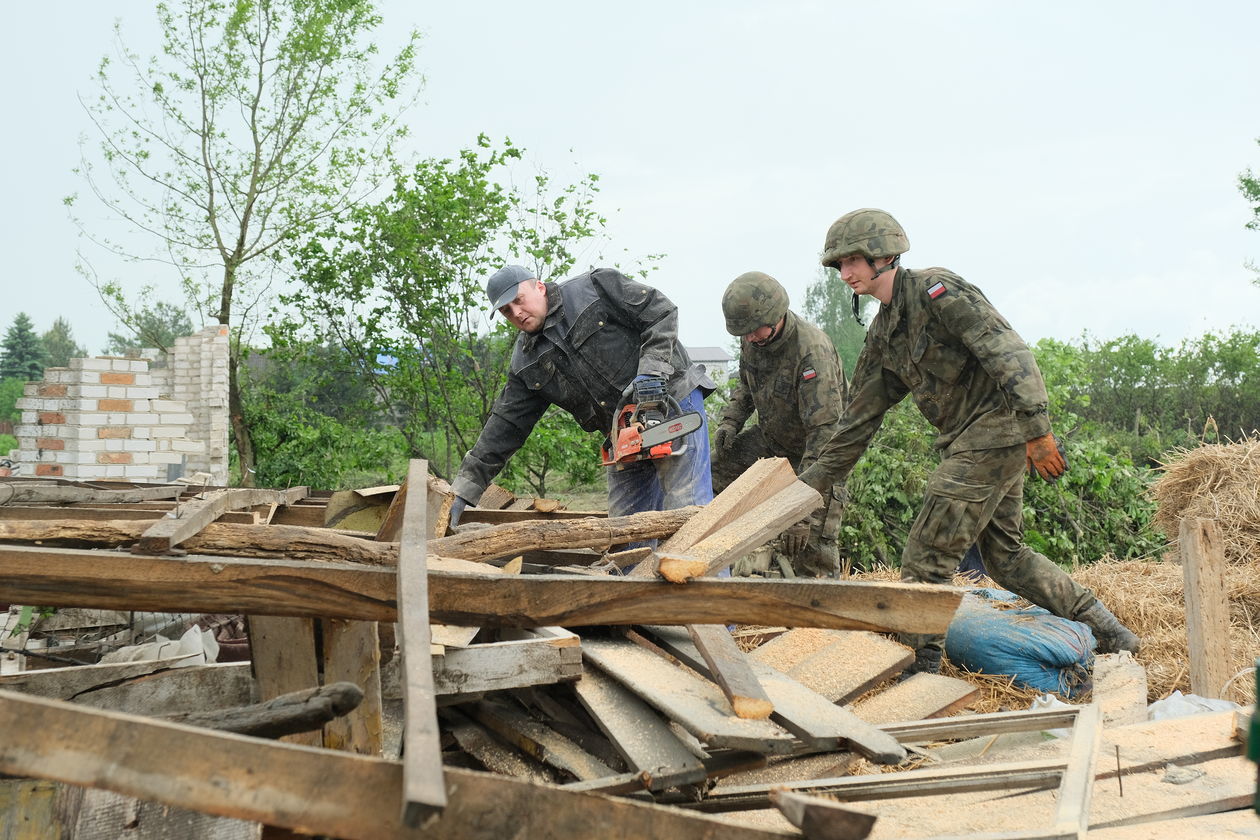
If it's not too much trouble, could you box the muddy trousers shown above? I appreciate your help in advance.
[898,443,1097,655]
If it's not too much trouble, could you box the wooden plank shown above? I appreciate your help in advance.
[65,787,262,840]
[0,777,64,839]
[320,619,383,755]
[688,624,774,719]
[1050,702,1101,835]
[476,483,517,510]
[376,477,409,542]
[441,707,555,783]
[132,488,308,555]
[581,638,798,755]
[433,627,583,695]
[1179,518,1232,698]
[429,506,699,561]
[644,626,905,764]
[657,482,823,581]
[0,689,799,840]
[460,508,606,525]
[0,655,199,698]
[850,672,979,725]
[395,459,446,823]
[426,475,456,538]
[247,617,320,747]
[1087,808,1260,839]
[0,544,962,632]
[572,666,708,790]
[0,483,182,504]
[471,699,618,781]
[751,629,913,704]
[769,788,877,840]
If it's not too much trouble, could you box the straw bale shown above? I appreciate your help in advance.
[1151,437,1260,565]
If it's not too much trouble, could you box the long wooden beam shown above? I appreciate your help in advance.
[0,689,795,840]
[132,487,309,555]
[0,483,182,504]
[428,507,698,560]
[0,544,961,632]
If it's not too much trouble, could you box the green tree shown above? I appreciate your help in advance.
[103,300,195,356]
[41,318,87,368]
[71,0,421,486]
[0,378,26,424]
[0,314,49,381]
[274,137,612,481]
[1240,138,1260,286]
[802,266,871,378]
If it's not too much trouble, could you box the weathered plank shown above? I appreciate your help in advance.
[395,459,446,823]
[441,707,554,783]
[581,638,798,755]
[433,627,582,696]
[0,544,962,632]
[769,788,877,840]
[850,672,979,725]
[1180,518,1232,698]
[0,688,793,840]
[429,507,699,561]
[0,655,199,698]
[750,629,913,704]
[164,681,363,739]
[644,626,905,764]
[572,666,708,790]
[460,508,606,525]
[132,487,308,555]
[688,624,774,720]
[0,483,182,504]
[320,619,383,755]
[471,699,618,781]
[247,616,321,747]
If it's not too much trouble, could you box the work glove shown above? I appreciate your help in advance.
[1026,433,1068,481]
[448,495,470,527]
[714,422,738,452]
[780,518,810,556]
[628,374,667,426]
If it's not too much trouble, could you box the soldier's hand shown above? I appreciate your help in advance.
[714,423,738,452]
[1026,433,1067,481]
[780,519,810,555]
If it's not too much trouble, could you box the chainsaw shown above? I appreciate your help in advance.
[600,393,703,468]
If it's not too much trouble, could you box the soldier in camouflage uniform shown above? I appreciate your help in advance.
[714,272,849,577]
[799,209,1139,674]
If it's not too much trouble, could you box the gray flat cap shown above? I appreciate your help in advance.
[486,265,536,313]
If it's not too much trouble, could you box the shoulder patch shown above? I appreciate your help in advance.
[801,368,817,381]
[927,281,948,300]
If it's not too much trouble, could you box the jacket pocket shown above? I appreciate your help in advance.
[912,331,971,385]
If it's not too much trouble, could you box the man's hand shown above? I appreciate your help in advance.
[449,496,470,527]
[631,374,666,404]
[714,422,738,452]
[1026,433,1068,481]
[780,519,810,555]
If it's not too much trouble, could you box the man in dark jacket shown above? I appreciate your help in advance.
[713,271,849,577]
[799,209,1139,674]
[450,265,715,523]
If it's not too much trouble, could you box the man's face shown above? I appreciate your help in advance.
[837,254,878,296]
[744,314,785,348]
[498,279,549,333]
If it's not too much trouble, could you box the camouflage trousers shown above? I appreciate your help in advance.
[899,443,1098,655]
[712,426,843,578]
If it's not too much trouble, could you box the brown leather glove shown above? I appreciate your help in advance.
[780,519,811,555]
[1026,433,1067,481]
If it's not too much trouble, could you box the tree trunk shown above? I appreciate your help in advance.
[229,346,257,488]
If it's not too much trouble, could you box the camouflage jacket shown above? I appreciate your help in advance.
[719,311,848,471]
[451,268,714,504]
[802,267,1051,489]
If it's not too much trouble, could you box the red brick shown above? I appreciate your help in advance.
[35,464,64,477]
[100,372,136,385]
[37,384,68,397]
[37,412,66,425]
[35,437,64,451]
[98,427,133,439]
[97,452,134,465]
[97,399,134,412]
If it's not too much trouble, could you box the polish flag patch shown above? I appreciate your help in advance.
[927,281,948,299]
[801,368,817,381]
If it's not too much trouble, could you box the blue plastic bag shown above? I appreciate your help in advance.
[944,593,1095,697]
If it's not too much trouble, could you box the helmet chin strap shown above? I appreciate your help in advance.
[752,321,780,346]
[853,255,900,326]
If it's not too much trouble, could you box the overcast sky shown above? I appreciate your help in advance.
[4,1,1258,358]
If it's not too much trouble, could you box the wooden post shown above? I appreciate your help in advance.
[1179,517,1232,699]
[321,618,384,755]
[247,616,321,747]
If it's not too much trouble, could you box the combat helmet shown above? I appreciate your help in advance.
[722,271,789,336]
[820,208,910,269]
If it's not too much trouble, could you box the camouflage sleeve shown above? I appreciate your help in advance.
[719,362,755,431]
[591,267,679,380]
[798,341,907,490]
[796,347,844,472]
[450,376,549,504]
[927,275,1052,441]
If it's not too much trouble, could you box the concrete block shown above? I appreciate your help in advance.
[160,413,196,426]
[77,358,112,372]
[19,411,36,424]
[130,427,152,439]
[14,398,36,411]
[105,465,125,478]
[106,386,128,399]
[129,360,148,373]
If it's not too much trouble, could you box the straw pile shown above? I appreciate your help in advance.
[1151,437,1260,564]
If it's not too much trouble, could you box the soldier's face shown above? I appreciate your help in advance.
[499,279,549,333]
[837,255,877,296]
[745,315,785,347]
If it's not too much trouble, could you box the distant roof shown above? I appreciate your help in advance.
[687,346,733,362]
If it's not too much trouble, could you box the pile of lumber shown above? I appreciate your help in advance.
[0,464,1253,840]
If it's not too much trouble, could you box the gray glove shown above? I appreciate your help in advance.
[449,496,470,527]
[780,518,810,555]
[714,422,738,452]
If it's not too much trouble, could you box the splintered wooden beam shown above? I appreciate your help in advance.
[686,625,774,720]
[769,788,877,840]
[132,487,309,555]
[0,483,183,504]
[429,507,699,561]
[396,459,446,825]
[0,689,797,840]
[162,681,363,739]
[0,544,961,633]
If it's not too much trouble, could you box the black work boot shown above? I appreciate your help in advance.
[1076,601,1140,654]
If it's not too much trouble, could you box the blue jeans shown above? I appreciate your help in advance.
[607,387,713,517]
